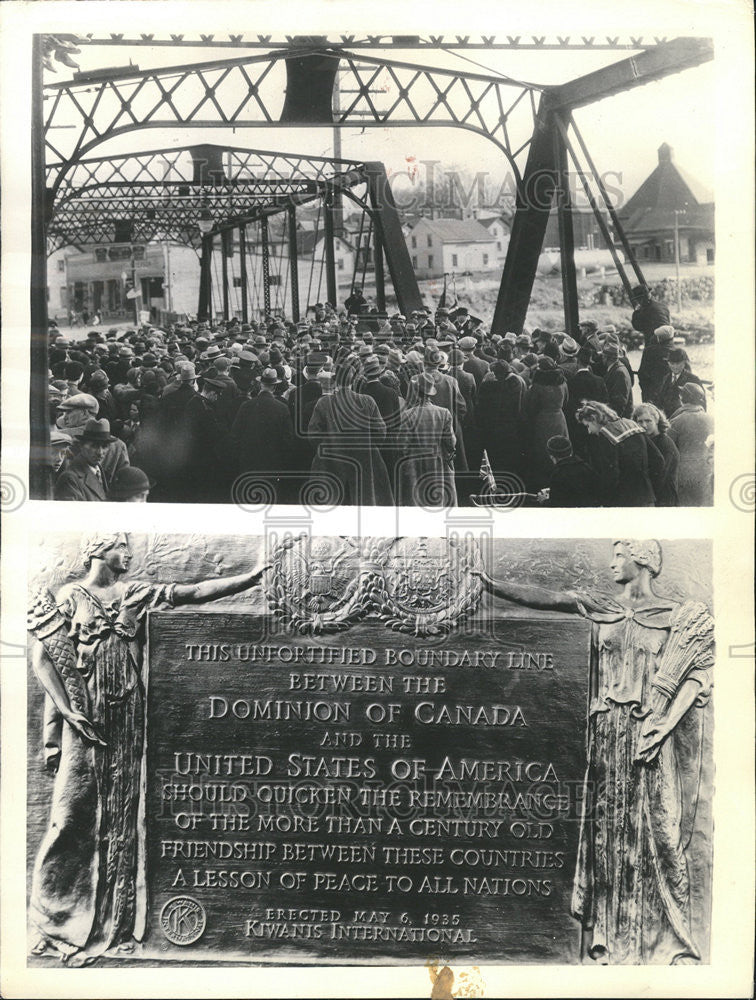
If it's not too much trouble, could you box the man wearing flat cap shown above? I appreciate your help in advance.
[54,419,116,501]
[232,350,261,395]
[459,335,490,389]
[47,429,72,476]
[603,342,633,418]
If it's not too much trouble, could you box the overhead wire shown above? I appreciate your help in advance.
[417,36,544,91]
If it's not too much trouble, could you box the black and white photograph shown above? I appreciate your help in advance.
[0,2,753,998]
[28,26,718,507]
[25,533,714,967]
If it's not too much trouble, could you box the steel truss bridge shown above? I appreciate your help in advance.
[30,33,713,496]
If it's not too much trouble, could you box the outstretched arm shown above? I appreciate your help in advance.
[472,568,579,614]
[171,535,305,605]
[172,565,269,605]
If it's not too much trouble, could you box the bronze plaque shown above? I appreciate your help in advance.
[145,612,590,963]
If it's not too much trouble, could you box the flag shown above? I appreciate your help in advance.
[437,273,459,314]
[437,273,448,311]
[479,451,497,494]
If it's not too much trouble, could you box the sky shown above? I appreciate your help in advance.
[42,38,716,209]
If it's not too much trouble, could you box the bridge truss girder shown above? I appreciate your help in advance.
[47,144,371,251]
[30,34,714,497]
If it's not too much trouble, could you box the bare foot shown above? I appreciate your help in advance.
[63,951,96,967]
[30,938,50,956]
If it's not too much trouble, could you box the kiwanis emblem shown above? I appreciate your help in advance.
[373,537,484,636]
[160,896,206,945]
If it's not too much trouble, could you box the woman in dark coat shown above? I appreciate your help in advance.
[634,403,680,506]
[476,361,525,480]
[307,357,394,506]
[522,357,569,490]
[577,400,656,506]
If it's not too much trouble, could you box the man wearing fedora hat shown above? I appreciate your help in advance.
[566,345,608,457]
[397,371,457,506]
[419,345,467,471]
[557,336,580,379]
[447,347,480,470]
[629,284,670,344]
[54,419,116,501]
[232,368,294,498]
[167,375,234,503]
[637,324,675,403]
[287,352,326,483]
[359,353,402,481]
[308,357,393,506]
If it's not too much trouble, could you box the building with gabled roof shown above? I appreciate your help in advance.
[478,215,510,265]
[619,143,714,265]
[406,217,498,278]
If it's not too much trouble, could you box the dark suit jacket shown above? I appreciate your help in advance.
[638,343,670,402]
[658,370,707,418]
[631,299,671,342]
[567,369,608,413]
[233,391,294,472]
[54,454,108,501]
[288,380,323,466]
[180,394,234,501]
[463,355,490,389]
[605,362,633,418]
[546,455,600,507]
[361,380,401,430]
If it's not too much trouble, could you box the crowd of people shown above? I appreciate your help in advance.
[45,285,714,507]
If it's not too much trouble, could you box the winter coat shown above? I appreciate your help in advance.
[546,455,600,507]
[476,374,525,477]
[232,391,295,473]
[396,401,457,506]
[523,373,569,489]
[668,405,714,506]
[308,388,394,506]
[586,418,656,506]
